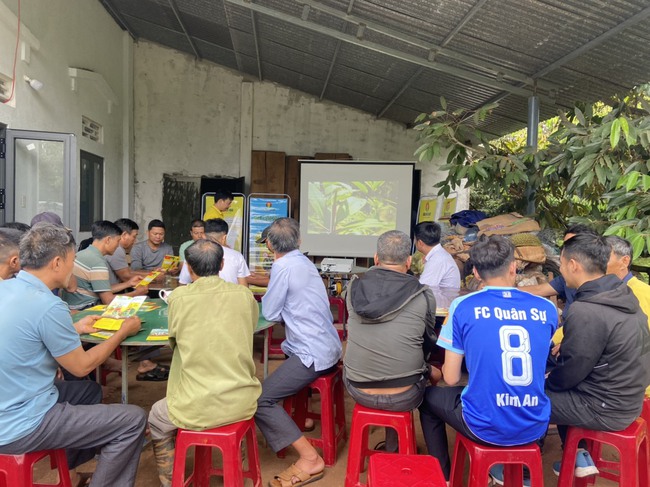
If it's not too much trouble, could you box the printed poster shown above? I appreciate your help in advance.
[202,193,245,253]
[248,196,289,274]
[417,197,438,223]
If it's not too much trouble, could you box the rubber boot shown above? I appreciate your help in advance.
[152,436,175,487]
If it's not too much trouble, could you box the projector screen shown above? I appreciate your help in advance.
[299,161,414,258]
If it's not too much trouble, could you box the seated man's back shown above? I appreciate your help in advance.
[419,235,557,481]
[148,240,261,486]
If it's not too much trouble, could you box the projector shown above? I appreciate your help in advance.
[320,258,354,273]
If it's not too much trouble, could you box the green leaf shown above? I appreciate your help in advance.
[574,107,586,126]
[610,118,621,148]
[625,172,640,191]
[414,113,427,123]
[440,96,447,111]
[630,232,645,260]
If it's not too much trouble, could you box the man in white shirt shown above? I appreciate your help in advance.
[414,222,461,289]
[178,219,250,286]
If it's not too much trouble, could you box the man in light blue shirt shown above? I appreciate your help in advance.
[257,218,342,487]
[0,223,147,487]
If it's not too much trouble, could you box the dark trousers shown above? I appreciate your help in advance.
[546,388,637,447]
[419,385,491,480]
[0,380,147,487]
[255,355,336,452]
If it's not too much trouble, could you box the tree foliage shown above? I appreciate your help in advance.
[413,86,650,258]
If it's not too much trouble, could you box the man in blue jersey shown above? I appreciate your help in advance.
[419,235,558,483]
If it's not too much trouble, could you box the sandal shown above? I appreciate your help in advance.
[269,463,324,487]
[136,364,169,381]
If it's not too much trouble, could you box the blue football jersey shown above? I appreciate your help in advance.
[438,287,558,445]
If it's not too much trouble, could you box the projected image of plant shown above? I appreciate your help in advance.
[308,181,397,235]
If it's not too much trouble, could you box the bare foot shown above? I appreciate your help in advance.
[101,385,116,401]
[294,453,325,476]
[103,357,122,372]
[137,359,157,374]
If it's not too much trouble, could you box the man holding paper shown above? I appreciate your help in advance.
[61,221,148,311]
[131,219,177,273]
[0,223,147,487]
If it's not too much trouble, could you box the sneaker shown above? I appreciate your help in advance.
[489,464,531,487]
[552,448,599,477]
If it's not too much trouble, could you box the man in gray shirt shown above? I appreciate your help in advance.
[106,218,148,285]
[344,230,438,452]
[131,219,175,271]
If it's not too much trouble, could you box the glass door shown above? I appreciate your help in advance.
[3,130,76,230]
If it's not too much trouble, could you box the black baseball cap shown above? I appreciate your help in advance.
[256,226,270,244]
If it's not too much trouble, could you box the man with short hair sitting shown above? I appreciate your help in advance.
[414,221,461,289]
[0,223,147,487]
[605,235,650,397]
[105,218,149,285]
[61,220,147,311]
[130,219,175,272]
[178,219,205,261]
[344,230,438,452]
[0,227,24,280]
[256,218,342,487]
[547,233,650,477]
[178,218,250,285]
[148,239,261,486]
[419,235,558,483]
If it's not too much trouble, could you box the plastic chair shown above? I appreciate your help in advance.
[345,404,418,487]
[329,296,348,341]
[279,366,346,466]
[0,449,72,487]
[172,418,262,487]
[367,453,447,486]
[449,433,544,487]
[558,418,649,487]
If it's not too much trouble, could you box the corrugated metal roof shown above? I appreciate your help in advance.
[99,0,650,135]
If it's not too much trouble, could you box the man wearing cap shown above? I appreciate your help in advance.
[256,218,342,486]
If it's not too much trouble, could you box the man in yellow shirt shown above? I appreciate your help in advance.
[148,239,261,486]
[203,189,233,221]
[605,236,650,396]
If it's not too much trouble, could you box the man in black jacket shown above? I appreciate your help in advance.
[343,230,438,452]
[547,233,650,478]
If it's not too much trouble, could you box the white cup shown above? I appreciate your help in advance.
[158,288,173,304]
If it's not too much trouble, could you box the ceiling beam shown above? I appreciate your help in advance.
[225,0,552,101]
[376,67,423,118]
[250,11,263,81]
[168,0,201,59]
[294,0,558,92]
[319,0,355,100]
[101,0,138,39]
[223,3,244,72]
[478,4,650,110]
[440,0,488,47]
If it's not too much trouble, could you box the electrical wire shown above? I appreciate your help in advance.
[2,0,21,105]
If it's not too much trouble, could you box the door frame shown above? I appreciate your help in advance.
[4,129,77,232]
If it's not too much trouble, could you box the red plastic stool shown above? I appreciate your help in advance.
[345,405,418,487]
[559,418,649,487]
[172,418,262,487]
[449,434,543,487]
[367,453,447,486]
[260,324,285,364]
[279,366,347,466]
[643,396,650,425]
[329,296,348,341]
[0,449,72,487]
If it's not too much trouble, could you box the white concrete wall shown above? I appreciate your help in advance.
[133,41,463,228]
[0,0,131,235]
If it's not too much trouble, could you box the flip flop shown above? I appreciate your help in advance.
[136,364,169,381]
[269,463,324,487]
